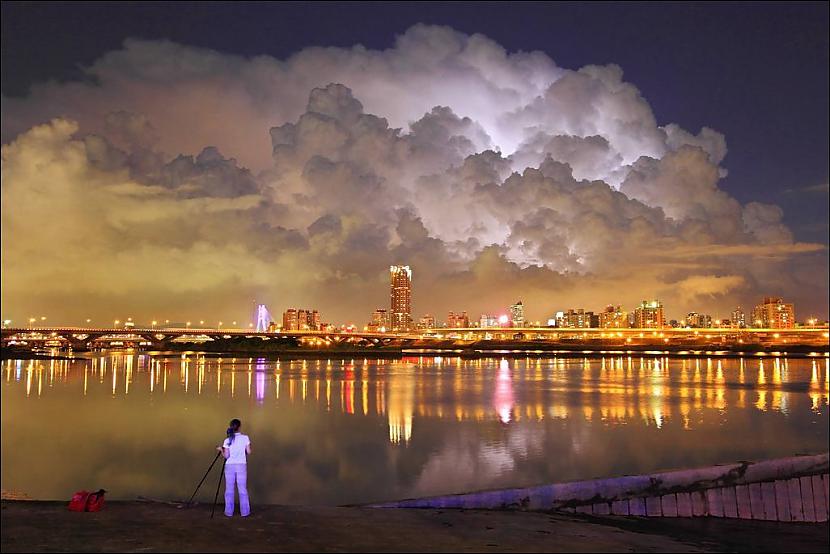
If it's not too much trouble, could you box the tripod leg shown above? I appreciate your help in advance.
[188,451,221,505]
[211,460,227,519]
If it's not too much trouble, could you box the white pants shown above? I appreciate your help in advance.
[224,463,250,516]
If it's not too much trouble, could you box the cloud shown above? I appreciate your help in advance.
[1,24,723,182]
[673,275,747,301]
[1,25,827,323]
[783,182,830,195]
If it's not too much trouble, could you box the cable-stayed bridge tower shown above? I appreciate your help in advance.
[254,303,272,332]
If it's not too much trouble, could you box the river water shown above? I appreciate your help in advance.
[2,353,828,505]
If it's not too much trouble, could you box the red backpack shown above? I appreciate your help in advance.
[68,489,106,512]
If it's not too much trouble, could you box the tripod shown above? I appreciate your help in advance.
[187,450,222,506]
[211,458,227,519]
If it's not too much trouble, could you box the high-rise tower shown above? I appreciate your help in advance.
[390,265,412,331]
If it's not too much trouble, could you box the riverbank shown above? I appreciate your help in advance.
[2,501,828,553]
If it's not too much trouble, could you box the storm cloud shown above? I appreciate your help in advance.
[2,24,826,324]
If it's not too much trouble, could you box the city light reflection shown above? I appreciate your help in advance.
[4,354,828,447]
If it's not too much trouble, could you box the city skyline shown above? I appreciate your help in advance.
[3,282,824,330]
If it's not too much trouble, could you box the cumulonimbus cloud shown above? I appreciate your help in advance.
[1,25,827,323]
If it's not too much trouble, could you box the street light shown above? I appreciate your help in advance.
[186,321,191,328]
[152,320,157,329]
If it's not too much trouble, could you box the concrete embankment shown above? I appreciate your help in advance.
[371,453,830,523]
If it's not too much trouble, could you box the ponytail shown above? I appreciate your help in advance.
[227,418,241,445]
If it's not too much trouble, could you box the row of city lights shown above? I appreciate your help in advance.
[2,317,253,330]
[0,315,823,330]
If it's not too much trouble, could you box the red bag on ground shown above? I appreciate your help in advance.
[68,490,91,512]
[86,489,106,512]
[68,489,106,512]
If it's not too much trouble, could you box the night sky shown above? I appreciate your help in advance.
[1,2,828,323]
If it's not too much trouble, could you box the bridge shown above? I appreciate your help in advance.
[0,326,422,350]
[1,325,828,351]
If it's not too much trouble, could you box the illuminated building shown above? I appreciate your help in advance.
[634,300,665,328]
[390,265,412,331]
[479,314,499,328]
[598,305,629,328]
[309,310,321,330]
[685,311,697,327]
[686,312,712,328]
[556,308,595,328]
[368,308,390,332]
[509,300,525,327]
[447,311,469,328]
[282,308,321,330]
[282,308,298,331]
[417,314,436,329]
[752,297,795,329]
[731,307,746,328]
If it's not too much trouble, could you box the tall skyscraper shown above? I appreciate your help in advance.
[634,300,665,329]
[752,297,795,329]
[509,300,525,327]
[390,265,412,331]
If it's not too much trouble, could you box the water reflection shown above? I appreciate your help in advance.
[388,366,414,444]
[493,359,514,424]
[2,354,828,505]
[11,355,826,421]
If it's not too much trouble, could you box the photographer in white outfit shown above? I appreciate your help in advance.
[217,418,252,517]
